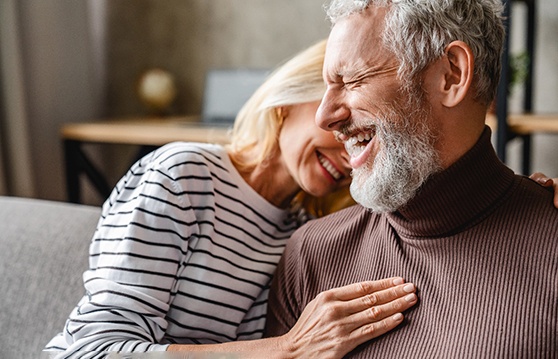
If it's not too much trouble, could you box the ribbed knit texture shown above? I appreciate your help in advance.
[266,128,558,358]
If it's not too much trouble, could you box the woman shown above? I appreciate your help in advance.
[45,40,418,358]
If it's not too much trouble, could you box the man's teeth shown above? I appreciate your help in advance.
[317,153,342,180]
[358,132,372,142]
[345,132,373,157]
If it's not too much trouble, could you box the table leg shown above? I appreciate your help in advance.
[63,139,112,203]
[64,140,81,203]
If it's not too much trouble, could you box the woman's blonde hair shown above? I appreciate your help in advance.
[227,39,355,218]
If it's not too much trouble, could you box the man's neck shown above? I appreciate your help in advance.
[387,127,515,238]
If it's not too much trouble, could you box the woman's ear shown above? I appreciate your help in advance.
[276,106,291,130]
[276,106,289,122]
[440,40,474,108]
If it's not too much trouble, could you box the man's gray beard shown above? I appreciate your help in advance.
[349,100,441,213]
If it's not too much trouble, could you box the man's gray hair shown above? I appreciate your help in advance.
[324,0,505,105]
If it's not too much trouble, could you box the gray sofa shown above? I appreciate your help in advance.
[0,196,101,357]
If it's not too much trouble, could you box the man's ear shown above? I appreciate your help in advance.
[440,40,474,108]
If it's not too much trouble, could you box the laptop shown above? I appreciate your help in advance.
[200,68,270,126]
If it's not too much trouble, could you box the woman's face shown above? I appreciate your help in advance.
[278,100,352,197]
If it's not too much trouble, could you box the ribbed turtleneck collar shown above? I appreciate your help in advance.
[386,126,517,238]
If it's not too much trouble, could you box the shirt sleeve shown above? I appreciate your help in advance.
[58,151,197,357]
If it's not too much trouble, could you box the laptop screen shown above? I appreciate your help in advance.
[201,68,270,125]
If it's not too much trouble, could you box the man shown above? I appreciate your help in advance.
[265,0,557,357]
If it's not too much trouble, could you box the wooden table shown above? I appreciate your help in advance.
[61,117,231,203]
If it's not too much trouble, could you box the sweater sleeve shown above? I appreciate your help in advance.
[56,151,198,357]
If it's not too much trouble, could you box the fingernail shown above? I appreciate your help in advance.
[539,177,551,185]
[393,278,404,285]
[393,313,403,321]
[403,283,415,293]
[405,293,417,302]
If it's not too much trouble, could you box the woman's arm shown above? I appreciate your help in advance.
[168,277,417,358]
[529,172,558,207]
[57,148,198,356]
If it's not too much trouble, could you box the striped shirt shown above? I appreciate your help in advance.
[46,142,300,357]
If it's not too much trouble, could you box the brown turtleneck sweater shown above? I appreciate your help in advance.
[265,127,558,358]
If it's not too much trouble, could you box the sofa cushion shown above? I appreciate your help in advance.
[0,196,100,357]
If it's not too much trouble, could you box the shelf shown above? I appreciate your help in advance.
[508,114,558,134]
[487,113,558,135]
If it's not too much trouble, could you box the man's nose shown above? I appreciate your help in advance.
[316,88,350,131]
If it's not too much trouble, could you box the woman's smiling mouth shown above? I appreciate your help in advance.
[317,152,343,181]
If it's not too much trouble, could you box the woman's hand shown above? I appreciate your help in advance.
[529,172,558,208]
[282,277,417,358]
[169,277,417,358]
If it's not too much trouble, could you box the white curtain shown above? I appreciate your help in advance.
[0,0,35,197]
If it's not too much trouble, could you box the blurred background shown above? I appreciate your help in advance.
[1,0,557,206]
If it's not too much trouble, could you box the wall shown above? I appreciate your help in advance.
[103,0,331,117]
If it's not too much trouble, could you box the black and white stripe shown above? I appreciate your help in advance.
[45,142,299,357]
